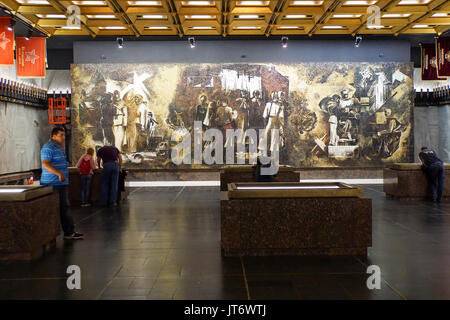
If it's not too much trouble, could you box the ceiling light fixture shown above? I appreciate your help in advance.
[188,36,195,48]
[238,15,260,19]
[184,1,212,5]
[398,0,430,4]
[234,26,260,29]
[285,15,308,18]
[344,1,376,5]
[87,15,116,19]
[355,34,362,47]
[238,1,266,5]
[187,15,213,19]
[281,36,288,48]
[292,1,323,5]
[18,0,50,4]
[7,19,15,31]
[141,15,165,19]
[333,14,361,18]
[127,1,161,5]
[99,26,126,29]
[432,13,448,17]
[382,13,410,18]
[117,37,124,48]
[25,30,32,40]
[322,25,344,29]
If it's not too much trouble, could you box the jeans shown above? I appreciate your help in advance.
[53,185,75,235]
[80,174,92,204]
[426,162,445,202]
[100,162,119,205]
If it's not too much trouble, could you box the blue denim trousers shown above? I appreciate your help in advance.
[100,162,119,205]
[80,174,92,204]
[53,185,74,235]
[427,162,445,202]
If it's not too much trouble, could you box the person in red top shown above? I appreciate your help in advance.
[76,147,97,207]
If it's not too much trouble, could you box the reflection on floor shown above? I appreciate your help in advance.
[1,185,450,300]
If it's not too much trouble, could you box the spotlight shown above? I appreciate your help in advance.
[355,35,362,48]
[188,36,195,48]
[117,37,124,48]
[281,36,288,48]
[7,19,15,31]
[25,30,32,40]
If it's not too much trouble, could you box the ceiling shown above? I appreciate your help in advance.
[0,0,449,38]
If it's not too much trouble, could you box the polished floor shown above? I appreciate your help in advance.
[1,185,450,300]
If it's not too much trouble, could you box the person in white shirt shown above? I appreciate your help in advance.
[112,90,128,152]
[261,92,284,152]
[129,94,149,151]
[136,99,148,129]
[328,114,339,146]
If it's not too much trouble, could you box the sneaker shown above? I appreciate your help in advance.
[84,203,92,207]
[64,232,84,240]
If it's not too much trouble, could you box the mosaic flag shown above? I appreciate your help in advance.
[436,37,450,77]
[16,37,46,78]
[0,17,14,65]
[421,43,446,81]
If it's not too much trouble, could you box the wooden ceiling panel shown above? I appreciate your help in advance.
[1,0,449,37]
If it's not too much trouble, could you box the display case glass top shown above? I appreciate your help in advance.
[227,182,363,198]
[0,185,53,202]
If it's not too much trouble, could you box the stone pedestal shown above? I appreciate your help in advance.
[0,192,60,261]
[383,163,450,199]
[68,167,129,206]
[221,183,372,256]
[68,167,103,206]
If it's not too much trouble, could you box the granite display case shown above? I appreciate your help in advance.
[0,186,60,261]
[221,182,372,257]
[68,167,103,206]
[383,163,450,200]
[220,165,300,191]
[68,167,128,206]
[0,185,53,201]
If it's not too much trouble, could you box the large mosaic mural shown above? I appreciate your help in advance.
[71,62,413,168]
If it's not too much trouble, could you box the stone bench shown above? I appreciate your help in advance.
[383,163,450,199]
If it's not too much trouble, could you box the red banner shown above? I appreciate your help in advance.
[16,37,46,78]
[0,17,14,65]
[437,37,450,77]
[421,43,446,81]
